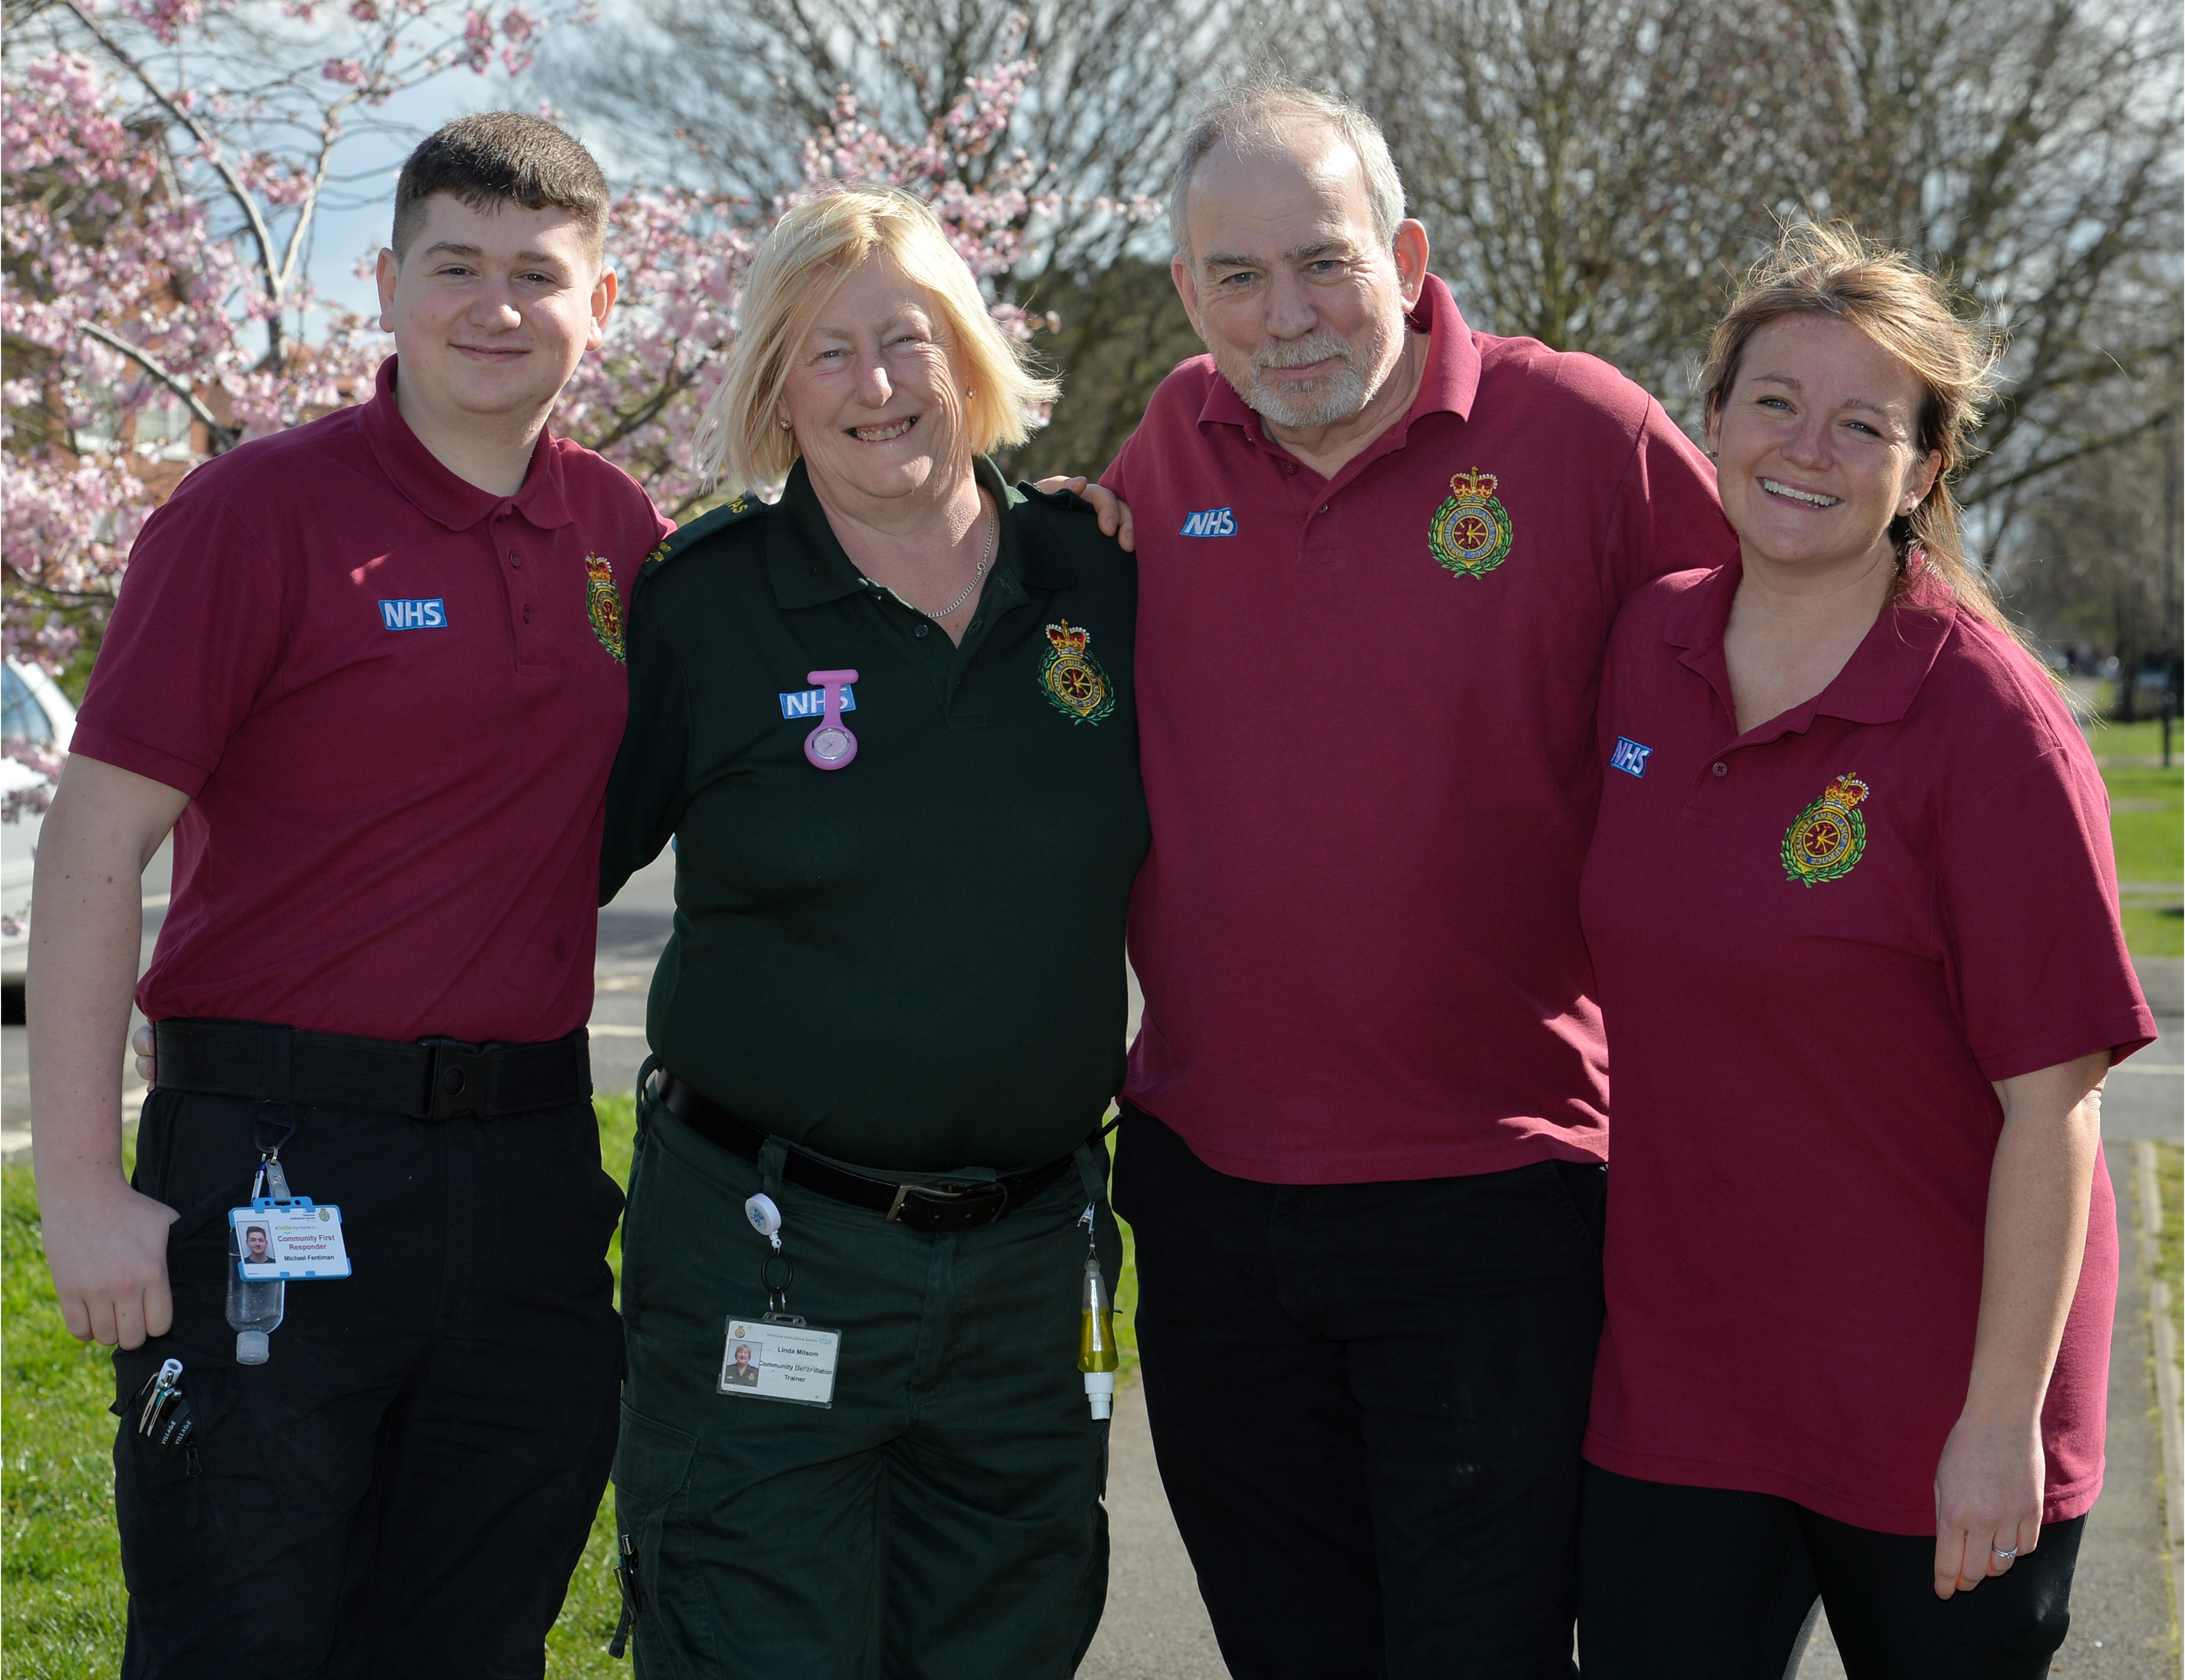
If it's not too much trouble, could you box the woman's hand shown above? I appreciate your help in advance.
[1031,476,1134,552]
[1932,1405,2044,1597]
[1930,1050,2108,1598]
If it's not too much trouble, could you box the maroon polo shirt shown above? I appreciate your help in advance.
[1105,274,1735,1183]
[73,356,672,1044]
[1579,560,2154,1532]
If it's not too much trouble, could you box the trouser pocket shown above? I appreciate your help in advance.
[613,1404,711,1679]
[111,1346,254,1593]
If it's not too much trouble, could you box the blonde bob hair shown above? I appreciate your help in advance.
[1700,223,2014,635]
[696,186,1059,496]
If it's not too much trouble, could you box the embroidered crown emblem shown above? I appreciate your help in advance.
[1782,773,1870,887]
[585,554,625,663]
[1039,620,1114,725]
[1428,466,1515,579]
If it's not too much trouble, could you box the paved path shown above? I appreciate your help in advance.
[1080,1378,1230,1679]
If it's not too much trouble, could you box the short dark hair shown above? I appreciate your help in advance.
[392,112,608,264]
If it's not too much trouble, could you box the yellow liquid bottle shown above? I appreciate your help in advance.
[1079,1252,1118,1417]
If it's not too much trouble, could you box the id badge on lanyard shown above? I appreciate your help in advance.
[229,1150,352,1279]
[720,1192,841,1407]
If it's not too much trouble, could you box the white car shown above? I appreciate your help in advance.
[2,658,79,997]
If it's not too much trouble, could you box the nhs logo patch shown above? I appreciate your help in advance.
[1609,737,1653,778]
[779,686,857,719]
[379,598,448,631]
[1179,507,1236,538]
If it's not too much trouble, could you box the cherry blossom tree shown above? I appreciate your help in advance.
[3,1,1057,823]
[4,0,582,685]
[557,52,1058,516]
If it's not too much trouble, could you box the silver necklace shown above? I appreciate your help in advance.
[916,500,995,620]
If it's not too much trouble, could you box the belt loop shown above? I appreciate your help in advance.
[757,1137,789,1203]
[254,1025,292,1106]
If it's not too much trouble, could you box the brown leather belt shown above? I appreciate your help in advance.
[651,1071,1077,1234]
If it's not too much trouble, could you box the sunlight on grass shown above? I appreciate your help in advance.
[2090,720,2184,959]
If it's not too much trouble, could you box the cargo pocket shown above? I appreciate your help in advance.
[613,1406,713,1676]
[110,1347,252,1595]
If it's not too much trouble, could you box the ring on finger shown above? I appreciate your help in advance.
[1991,1545,2018,1561]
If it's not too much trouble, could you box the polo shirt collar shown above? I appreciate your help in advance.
[1193,271,1482,439]
[1667,555,1959,739]
[766,456,1061,609]
[360,355,575,532]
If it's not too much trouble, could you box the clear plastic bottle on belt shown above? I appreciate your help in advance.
[227,1159,287,1364]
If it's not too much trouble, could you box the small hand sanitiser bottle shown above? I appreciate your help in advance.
[1078,1247,1119,1419]
[227,1157,288,1364]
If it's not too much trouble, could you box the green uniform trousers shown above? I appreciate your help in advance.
[615,1085,1119,1679]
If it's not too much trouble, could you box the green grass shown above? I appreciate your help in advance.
[3,1095,1139,1678]
[543,1094,636,1675]
[2090,720,2184,958]
[2088,716,2173,764]
[2106,769,2185,886]
[3,1160,133,1675]
[2120,907,2185,959]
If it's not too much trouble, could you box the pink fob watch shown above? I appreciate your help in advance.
[803,669,858,770]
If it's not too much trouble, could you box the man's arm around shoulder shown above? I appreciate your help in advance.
[28,753,189,1348]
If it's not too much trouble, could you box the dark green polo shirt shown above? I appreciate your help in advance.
[601,458,1148,1173]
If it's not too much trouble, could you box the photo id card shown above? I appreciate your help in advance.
[721,1315,840,1408]
[229,1200,352,1279]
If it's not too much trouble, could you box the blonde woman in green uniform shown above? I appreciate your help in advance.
[600,187,1146,1678]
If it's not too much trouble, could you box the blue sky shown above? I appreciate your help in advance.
[299,73,512,322]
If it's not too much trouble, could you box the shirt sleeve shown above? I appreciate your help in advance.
[1937,745,2156,1080]
[68,487,288,798]
[1605,397,1738,605]
[1101,427,1138,504]
[599,566,692,905]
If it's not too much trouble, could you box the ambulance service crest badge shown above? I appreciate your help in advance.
[585,554,625,663]
[1428,468,1515,579]
[1782,773,1870,887]
[1040,621,1114,724]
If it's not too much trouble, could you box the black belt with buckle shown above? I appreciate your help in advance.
[153,1018,591,1121]
[652,1071,1076,1234]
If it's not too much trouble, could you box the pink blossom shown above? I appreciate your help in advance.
[461,7,494,70]
[3,21,1058,814]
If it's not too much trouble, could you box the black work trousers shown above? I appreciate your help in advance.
[1112,1105,1606,1680]
[1578,1465,2085,1680]
[114,1087,625,1680]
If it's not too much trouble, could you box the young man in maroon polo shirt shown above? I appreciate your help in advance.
[1086,79,1736,1678]
[27,114,670,1673]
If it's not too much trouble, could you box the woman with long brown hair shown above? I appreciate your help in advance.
[1575,225,2155,1677]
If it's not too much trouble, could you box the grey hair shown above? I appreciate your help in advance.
[1167,75,1406,262]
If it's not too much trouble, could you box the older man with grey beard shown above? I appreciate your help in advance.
[1076,75,1735,1679]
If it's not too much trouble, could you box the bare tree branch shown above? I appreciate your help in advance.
[75,321,238,449]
